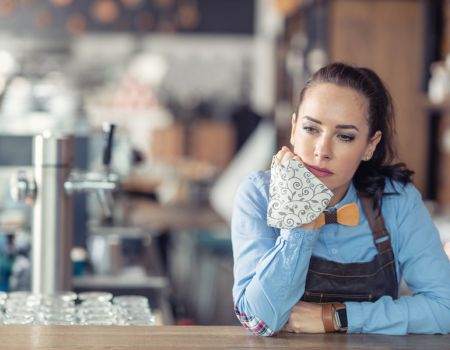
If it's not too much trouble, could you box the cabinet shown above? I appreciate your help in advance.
[276,0,429,194]
[432,0,450,211]
[328,0,428,194]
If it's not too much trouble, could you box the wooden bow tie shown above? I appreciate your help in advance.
[313,203,359,228]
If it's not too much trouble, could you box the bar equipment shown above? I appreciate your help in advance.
[10,123,119,294]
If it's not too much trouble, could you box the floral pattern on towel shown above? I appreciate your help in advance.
[267,156,333,229]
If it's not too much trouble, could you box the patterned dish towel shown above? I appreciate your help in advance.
[267,157,334,229]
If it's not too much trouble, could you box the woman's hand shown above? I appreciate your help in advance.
[281,301,325,333]
[274,146,318,231]
[275,146,301,165]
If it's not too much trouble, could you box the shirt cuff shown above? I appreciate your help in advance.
[280,227,319,249]
[234,305,275,336]
[345,302,364,333]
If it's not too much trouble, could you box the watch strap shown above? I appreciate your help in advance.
[321,303,336,333]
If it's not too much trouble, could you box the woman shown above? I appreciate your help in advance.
[231,63,450,335]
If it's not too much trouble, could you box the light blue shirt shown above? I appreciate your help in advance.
[232,170,450,335]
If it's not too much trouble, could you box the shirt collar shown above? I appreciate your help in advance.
[328,182,358,210]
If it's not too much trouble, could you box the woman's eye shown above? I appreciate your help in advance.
[337,134,355,142]
[303,126,318,134]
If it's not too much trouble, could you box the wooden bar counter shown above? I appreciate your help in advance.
[0,326,448,349]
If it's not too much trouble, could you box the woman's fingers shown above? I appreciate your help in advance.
[275,146,300,165]
[275,149,284,162]
[293,155,302,163]
[281,322,294,333]
[282,301,325,333]
[280,151,294,164]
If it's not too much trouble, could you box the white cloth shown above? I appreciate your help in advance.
[267,157,333,229]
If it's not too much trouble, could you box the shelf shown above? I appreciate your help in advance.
[73,274,169,290]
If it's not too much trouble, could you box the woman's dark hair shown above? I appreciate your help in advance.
[296,62,414,210]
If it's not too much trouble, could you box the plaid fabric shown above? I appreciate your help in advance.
[234,305,275,336]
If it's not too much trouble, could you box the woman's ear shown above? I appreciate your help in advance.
[370,131,382,149]
[363,131,382,160]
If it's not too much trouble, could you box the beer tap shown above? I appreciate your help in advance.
[11,123,120,294]
[64,123,119,220]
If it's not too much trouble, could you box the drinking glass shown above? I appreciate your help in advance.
[113,295,155,325]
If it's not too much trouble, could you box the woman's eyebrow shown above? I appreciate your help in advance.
[303,116,360,132]
[303,116,321,124]
[336,124,359,131]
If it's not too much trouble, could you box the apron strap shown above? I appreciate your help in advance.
[359,195,393,253]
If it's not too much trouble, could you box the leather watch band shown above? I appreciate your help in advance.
[321,303,336,333]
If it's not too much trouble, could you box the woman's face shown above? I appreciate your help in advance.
[291,83,381,203]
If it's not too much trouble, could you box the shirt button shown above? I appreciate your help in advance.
[294,232,301,240]
[331,248,338,255]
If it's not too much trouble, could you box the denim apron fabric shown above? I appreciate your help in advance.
[301,195,399,303]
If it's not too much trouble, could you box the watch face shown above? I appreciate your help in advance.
[336,307,348,330]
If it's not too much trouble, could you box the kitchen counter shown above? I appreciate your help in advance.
[0,326,448,349]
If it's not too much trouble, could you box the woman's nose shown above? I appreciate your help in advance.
[314,136,333,160]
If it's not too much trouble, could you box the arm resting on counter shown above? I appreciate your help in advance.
[347,184,450,334]
[232,174,319,335]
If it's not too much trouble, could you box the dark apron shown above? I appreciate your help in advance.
[301,195,399,304]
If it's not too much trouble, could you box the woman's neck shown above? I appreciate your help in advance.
[327,182,351,207]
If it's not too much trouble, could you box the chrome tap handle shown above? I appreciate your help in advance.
[96,189,114,219]
[10,170,37,205]
[102,123,116,171]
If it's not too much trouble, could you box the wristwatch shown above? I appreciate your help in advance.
[334,303,348,332]
[322,303,348,332]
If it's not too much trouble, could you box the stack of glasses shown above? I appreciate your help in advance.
[40,292,78,325]
[113,295,155,325]
[78,292,116,325]
[0,291,155,326]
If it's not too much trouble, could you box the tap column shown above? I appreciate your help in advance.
[32,132,74,293]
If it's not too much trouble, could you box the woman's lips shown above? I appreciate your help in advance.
[304,164,334,177]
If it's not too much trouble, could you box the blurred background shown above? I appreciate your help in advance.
[0,0,448,326]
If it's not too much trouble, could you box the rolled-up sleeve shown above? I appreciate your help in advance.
[232,173,319,335]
